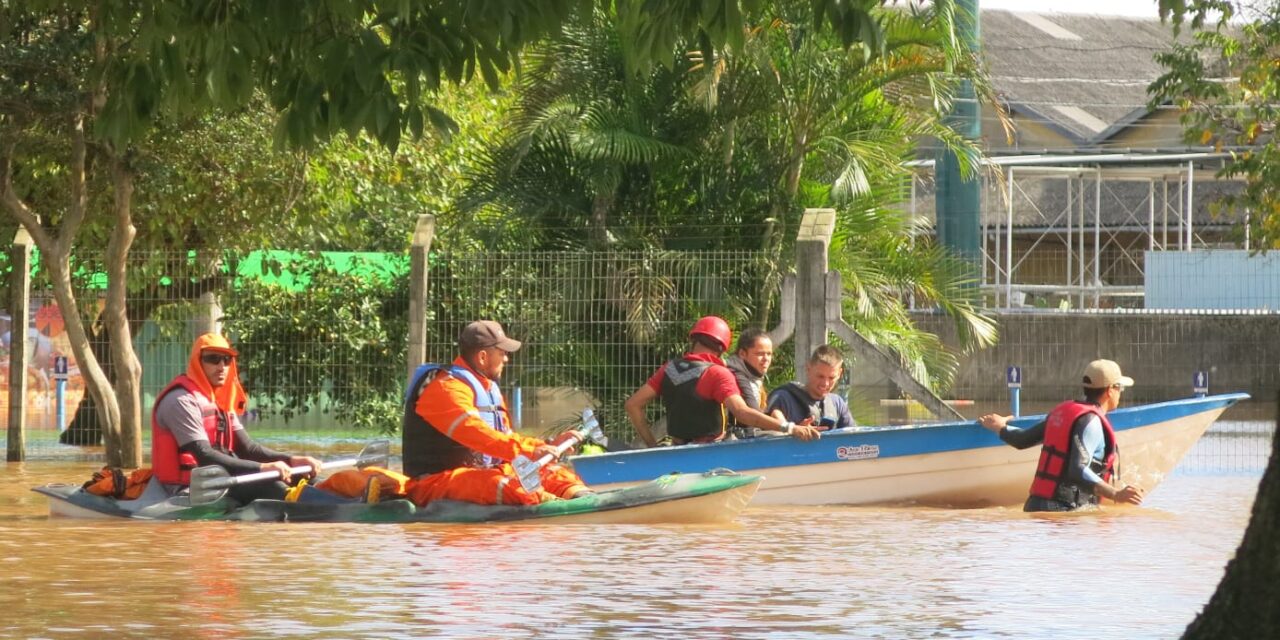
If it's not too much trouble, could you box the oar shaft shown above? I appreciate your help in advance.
[212,458,359,490]
[546,430,585,462]
[518,430,586,488]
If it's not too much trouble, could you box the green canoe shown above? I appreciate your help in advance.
[32,470,761,524]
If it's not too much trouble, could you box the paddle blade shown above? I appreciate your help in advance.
[188,466,232,506]
[512,455,543,493]
[357,440,391,469]
[580,409,608,448]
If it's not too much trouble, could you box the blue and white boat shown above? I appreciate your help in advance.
[569,393,1250,507]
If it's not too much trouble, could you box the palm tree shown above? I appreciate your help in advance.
[453,0,1000,420]
[691,0,1001,385]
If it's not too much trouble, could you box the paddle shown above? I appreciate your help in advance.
[187,440,391,505]
[512,409,608,493]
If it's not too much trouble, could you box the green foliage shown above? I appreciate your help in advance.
[7,0,879,153]
[300,82,514,251]
[1150,0,1280,248]
[456,0,997,394]
[223,254,409,435]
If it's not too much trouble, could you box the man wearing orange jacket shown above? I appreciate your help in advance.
[402,320,590,506]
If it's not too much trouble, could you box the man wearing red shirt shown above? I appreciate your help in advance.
[624,316,822,446]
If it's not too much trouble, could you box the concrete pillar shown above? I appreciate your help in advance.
[794,209,836,382]
[407,214,436,379]
[7,227,32,462]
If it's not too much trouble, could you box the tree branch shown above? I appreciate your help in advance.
[0,141,56,249]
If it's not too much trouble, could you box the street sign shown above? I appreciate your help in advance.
[1006,366,1022,389]
[1193,370,1209,395]
[53,355,69,381]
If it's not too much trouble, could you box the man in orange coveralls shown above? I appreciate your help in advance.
[402,320,590,506]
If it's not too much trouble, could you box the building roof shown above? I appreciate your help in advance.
[982,10,1188,146]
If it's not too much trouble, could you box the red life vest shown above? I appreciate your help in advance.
[151,375,235,485]
[1029,400,1118,500]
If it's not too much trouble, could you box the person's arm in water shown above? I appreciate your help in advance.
[1071,415,1144,505]
[977,414,1047,449]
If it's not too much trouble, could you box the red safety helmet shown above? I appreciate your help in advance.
[689,316,732,352]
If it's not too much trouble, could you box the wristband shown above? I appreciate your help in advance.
[780,421,794,435]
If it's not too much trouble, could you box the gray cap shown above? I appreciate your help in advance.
[459,320,522,352]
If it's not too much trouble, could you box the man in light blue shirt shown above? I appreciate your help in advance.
[979,359,1145,511]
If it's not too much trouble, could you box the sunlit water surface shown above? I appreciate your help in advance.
[0,424,1268,639]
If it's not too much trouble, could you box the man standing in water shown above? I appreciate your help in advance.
[979,359,1146,512]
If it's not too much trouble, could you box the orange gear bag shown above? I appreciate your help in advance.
[317,467,412,499]
[82,467,154,500]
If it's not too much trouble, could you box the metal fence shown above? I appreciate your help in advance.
[2,249,410,459]
[421,248,779,442]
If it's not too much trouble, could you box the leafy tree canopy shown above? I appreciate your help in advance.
[2,1,900,153]
[1151,0,1280,247]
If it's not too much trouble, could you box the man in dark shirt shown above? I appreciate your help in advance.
[766,344,855,431]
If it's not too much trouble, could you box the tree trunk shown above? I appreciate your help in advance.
[589,189,615,248]
[60,327,110,445]
[1181,391,1280,638]
[0,119,124,466]
[104,156,142,467]
[47,257,123,465]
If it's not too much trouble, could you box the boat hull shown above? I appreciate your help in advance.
[33,471,760,524]
[571,393,1249,507]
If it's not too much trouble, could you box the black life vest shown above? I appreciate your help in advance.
[402,363,510,478]
[659,358,727,442]
[1029,400,1118,503]
[776,382,839,425]
[725,355,765,429]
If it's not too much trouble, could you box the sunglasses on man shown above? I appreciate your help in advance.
[201,354,234,366]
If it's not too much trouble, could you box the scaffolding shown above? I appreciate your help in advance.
[910,151,1245,309]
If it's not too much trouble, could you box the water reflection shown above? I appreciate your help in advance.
[0,424,1269,639]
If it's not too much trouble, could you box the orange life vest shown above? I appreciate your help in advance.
[1029,400,1118,499]
[151,375,235,485]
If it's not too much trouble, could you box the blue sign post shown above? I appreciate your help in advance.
[53,356,69,432]
[1006,366,1022,417]
[1193,371,1208,398]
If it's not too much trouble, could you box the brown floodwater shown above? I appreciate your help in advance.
[0,426,1268,639]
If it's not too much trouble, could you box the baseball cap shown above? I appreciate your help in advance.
[459,320,522,352]
[198,333,238,357]
[1082,359,1134,389]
